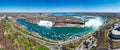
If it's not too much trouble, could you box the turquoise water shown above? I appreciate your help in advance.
[16,14,107,40]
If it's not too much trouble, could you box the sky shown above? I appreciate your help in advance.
[0,0,120,12]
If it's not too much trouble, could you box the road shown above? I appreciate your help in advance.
[8,20,59,50]
[76,36,97,50]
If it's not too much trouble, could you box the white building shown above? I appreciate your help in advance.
[109,24,120,40]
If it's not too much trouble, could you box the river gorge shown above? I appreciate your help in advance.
[16,13,108,40]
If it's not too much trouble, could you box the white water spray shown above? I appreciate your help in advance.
[38,20,53,27]
[85,17,103,27]
[38,17,103,28]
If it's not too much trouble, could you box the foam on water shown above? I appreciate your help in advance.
[85,17,103,28]
[17,15,107,40]
[38,20,53,27]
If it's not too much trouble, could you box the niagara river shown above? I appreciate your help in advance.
[16,13,108,40]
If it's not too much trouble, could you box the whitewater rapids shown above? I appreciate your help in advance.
[85,17,103,27]
[38,20,53,27]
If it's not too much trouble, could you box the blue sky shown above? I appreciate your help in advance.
[0,0,120,12]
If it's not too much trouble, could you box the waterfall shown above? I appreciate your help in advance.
[38,20,53,27]
[85,17,103,27]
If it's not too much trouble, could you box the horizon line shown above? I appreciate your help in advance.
[0,12,120,13]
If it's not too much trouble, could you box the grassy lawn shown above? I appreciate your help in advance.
[68,38,83,50]
[5,21,50,50]
[0,48,4,50]
[110,17,117,22]
[38,45,50,50]
[13,22,58,43]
